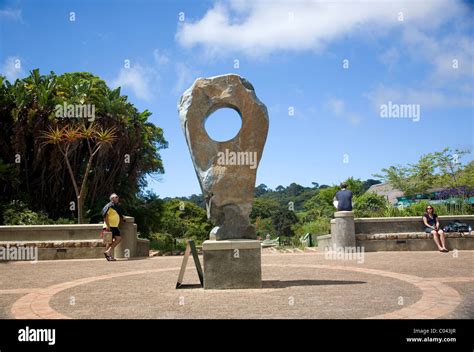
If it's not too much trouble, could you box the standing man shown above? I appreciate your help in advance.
[334,183,353,211]
[102,193,125,261]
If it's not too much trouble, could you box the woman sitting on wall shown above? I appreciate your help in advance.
[423,205,448,252]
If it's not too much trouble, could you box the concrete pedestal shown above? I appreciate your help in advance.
[203,240,261,289]
[114,216,137,259]
[331,211,356,248]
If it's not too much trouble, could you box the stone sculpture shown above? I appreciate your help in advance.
[178,74,269,240]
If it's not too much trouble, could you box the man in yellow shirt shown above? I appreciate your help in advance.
[102,193,125,261]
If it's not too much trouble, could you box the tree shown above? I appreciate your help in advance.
[286,182,305,197]
[432,148,472,198]
[374,148,472,197]
[0,158,19,189]
[41,123,117,223]
[275,185,285,192]
[362,179,381,192]
[272,208,299,237]
[254,216,274,238]
[374,156,435,195]
[374,165,412,194]
[407,154,437,193]
[0,70,168,223]
[304,186,338,219]
[250,198,280,221]
[254,183,270,197]
[121,192,164,239]
[458,161,474,192]
[159,199,212,241]
[343,177,365,196]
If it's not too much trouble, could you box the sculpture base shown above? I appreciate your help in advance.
[203,240,262,289]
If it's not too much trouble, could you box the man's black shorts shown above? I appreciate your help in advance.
[110,227,121,238]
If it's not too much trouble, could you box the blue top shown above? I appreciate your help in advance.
[423,213,437,226]
[335,189,353,211]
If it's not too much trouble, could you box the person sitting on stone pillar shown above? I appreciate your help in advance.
[333,183,353,211]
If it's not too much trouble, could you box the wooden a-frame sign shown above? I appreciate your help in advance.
[176,239,203,288]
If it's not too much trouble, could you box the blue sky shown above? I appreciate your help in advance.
[1,0,473,198]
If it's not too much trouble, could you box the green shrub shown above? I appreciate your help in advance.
[3,207,51,225]
[150,233,173,251]
[150,233,187,253]
[379,206,402,217]
[52,217,75,224]
[353,192,390,218]
[291,236,303,248]
[292,218,330,237]
[399,201,449,216]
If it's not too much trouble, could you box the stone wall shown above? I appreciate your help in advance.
[318,214,474,252]
[0,216,150,260]
[355,215,474,234]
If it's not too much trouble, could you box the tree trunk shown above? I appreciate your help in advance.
[77,195,83,224]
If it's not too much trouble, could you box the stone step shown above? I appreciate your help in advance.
[0,240,105,248]
[357,232,474,241]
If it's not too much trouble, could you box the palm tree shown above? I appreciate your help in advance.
[1,70,168,222]
[40,123,117,223]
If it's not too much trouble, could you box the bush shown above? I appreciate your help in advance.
[353,192,390,218]
[292,218,330,237]
[54,217,75,224]
[1,201,75,225]
[150,233,187,253]
[272,208,299,237]
[254,216,273,238]
[3,208,51,225]
[399,201,449,216]
[150,233,173,252]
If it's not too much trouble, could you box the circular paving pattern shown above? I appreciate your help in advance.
[8,262,469,319]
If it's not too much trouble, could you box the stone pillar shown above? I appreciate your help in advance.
[331,211,356,248]
[203,240,262,289]
[114,216,137,259]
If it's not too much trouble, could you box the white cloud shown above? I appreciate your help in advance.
[0,56,25,81]
[176,0,463,58]
[111,63,158,101]
[378,47,400,69]
[176,0,472,111]
[327,98,345,115]
[0,8,22,21]
[367,21,474,110]
[153,49,169,65]
[365,85,473,110]
[400,26,473,86]
[326,98,361,125]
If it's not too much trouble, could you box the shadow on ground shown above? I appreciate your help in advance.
[175,280,366,290]
[176,284,203,289]
[262,280,366,288]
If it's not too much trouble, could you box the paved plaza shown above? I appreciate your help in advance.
[1,250,473,319]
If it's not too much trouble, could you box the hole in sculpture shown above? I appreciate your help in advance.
[205,108,242,142]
